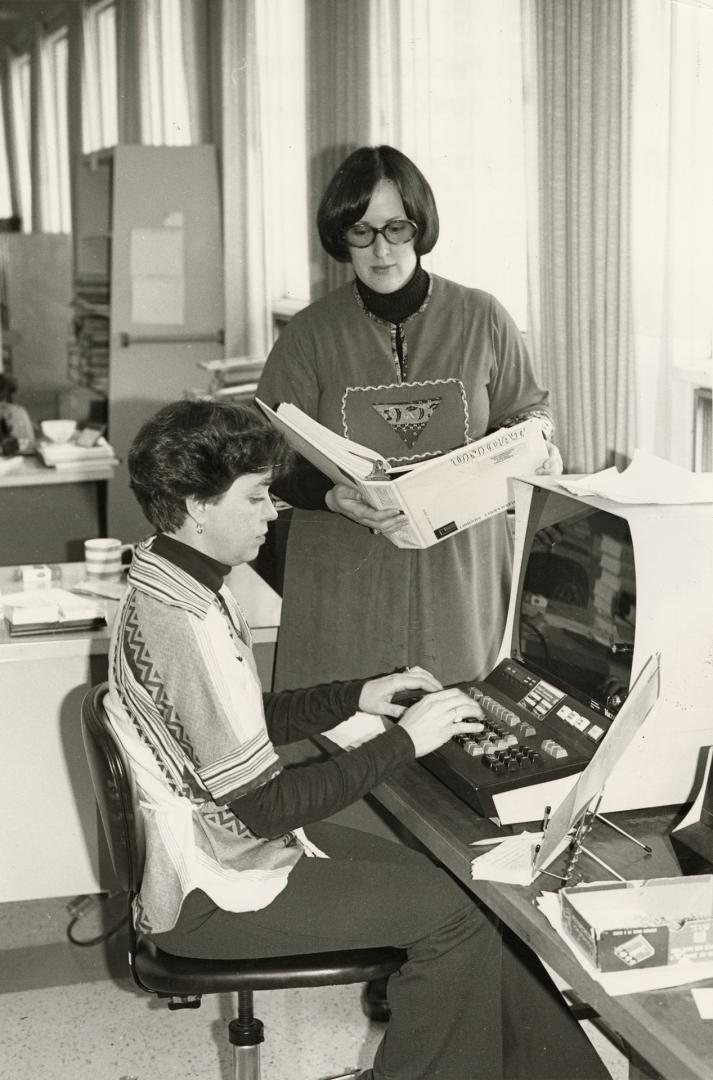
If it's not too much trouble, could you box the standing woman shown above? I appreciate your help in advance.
[258,144,561,690]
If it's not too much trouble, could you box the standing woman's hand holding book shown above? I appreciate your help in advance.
[325,482,406,534]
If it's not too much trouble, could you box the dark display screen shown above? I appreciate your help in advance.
[515,503,636,717]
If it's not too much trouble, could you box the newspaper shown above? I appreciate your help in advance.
[256,399,547,549]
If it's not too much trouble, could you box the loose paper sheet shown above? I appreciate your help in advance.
[324,712,387,750]
[692,988,713,1019]
[556,450,713,504]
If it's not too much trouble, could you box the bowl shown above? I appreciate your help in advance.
[41,419,77,444]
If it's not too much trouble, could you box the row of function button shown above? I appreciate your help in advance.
[471,686,604,747]
[461,686,569,765]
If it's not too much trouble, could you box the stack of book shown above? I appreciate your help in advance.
[192,355,265,403]
[37,435,118,472]
[68,290,110,397]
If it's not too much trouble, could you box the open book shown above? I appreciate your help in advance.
[256,399,548,549]
[2,588,107,636]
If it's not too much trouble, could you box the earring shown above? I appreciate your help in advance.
[195,522,204,535]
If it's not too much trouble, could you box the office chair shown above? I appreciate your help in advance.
[81,682,405,1080]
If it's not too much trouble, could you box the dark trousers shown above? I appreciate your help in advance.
[150,823,609,1080]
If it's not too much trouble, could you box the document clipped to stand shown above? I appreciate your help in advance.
[256,399,547,549]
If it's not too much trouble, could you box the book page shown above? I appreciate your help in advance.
[393,421,547,545]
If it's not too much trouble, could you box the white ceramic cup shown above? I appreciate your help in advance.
[84,538,134,580]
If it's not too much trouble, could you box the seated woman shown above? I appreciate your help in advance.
[105,398,609,1080]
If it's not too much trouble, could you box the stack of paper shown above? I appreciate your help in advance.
[470,832,544,885]
[195,355,265,403]
[38,436,118,471]
[556,450,713,504]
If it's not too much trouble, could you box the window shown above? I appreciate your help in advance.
[143,0,192,145]
[255,0,310,307]
[39,28,71,232]
[9,52,31,233]
[82,0,118,152]
[370,0,529,328]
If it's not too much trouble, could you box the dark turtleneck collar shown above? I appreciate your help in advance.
[355,262,429,325]
[152,533,230,596]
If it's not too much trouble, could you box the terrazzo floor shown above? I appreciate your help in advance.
[0,893,628,1080]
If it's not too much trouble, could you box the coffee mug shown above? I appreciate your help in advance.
[84,538,134,580]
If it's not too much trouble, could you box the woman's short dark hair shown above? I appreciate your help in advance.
[317,145,439,263]
[128,399,292,533]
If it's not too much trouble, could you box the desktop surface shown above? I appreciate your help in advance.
[361,750,713,1080]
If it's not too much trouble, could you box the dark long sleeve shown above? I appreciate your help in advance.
[263,678,365,745]
[270,453,332,511]
[229,723,415,838]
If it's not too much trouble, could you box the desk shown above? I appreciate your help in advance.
[0,561,281,902]
[362,756,713,1080]
[0,456,117,563]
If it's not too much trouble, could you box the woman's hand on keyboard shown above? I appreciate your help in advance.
[398,688,485,758]
[359,665,442,718]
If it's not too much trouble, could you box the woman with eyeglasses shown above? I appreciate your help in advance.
[257,144,562,693]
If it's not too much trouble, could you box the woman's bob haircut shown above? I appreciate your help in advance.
[128,399,291,534]
[317,145,439,263]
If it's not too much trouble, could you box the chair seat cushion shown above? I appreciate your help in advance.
[135,937,406,995]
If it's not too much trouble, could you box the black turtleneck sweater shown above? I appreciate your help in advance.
[355,262,430,324]
[270,265,430,511]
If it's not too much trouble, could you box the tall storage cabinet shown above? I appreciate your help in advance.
[72,145,224,542]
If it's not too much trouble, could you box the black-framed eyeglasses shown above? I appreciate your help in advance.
[343,219,418,249]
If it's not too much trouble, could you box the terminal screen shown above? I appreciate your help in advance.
[516,506,636,717]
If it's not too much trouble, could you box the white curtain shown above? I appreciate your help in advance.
[521,0,635,473]
[631,0,713,467]
[114,0,204,146]
[219,0,271,357]
[372,0,529,329]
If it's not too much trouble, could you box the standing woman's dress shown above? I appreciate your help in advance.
[257,274,552,690]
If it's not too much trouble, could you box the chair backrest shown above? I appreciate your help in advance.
[80,682,144,897]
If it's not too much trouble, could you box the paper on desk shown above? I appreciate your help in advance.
[324,712,387,750]
[470,831,571,885]
[556,450,713,504]
[537,891,713,996]
[691,989,713,1019]
[470,832,541,885]
[71,578,127,601]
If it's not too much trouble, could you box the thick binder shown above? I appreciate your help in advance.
[257,399,547,549]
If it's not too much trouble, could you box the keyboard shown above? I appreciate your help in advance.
[394,658,612,819]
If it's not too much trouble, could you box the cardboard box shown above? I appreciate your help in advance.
[560,875,713,972]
